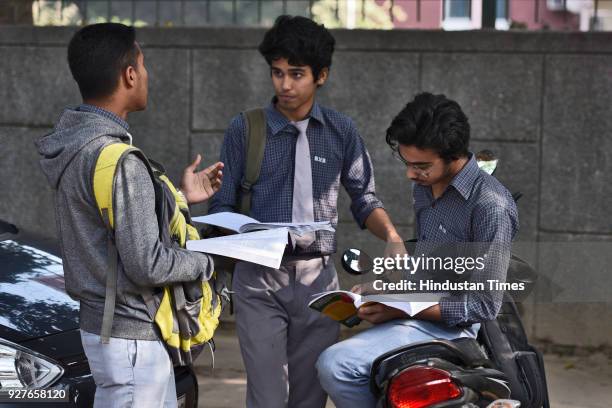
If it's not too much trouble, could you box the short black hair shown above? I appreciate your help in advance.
[67,23,139,100]
[386,92,470,162]
[258,15,335,80]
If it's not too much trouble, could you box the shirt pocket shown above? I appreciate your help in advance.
[312,153,341,191]
[429,221,467,243]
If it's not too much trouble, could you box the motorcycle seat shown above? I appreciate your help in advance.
[370,338,495,394]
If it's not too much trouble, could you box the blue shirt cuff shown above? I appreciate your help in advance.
[439,295,468,327]
[351,195,385,229]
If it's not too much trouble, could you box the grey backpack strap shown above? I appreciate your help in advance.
[239,108,267,215]
[100,208,118,344]
[140,290,158,321]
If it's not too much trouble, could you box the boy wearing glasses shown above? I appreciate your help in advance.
[316,93,519,408]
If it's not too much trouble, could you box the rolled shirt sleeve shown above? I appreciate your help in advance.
[340,120,384,229]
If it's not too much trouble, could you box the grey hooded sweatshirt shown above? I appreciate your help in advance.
[36,108,213,340]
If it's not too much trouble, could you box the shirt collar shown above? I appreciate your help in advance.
[309,102,325,125]
[449,153,480,200]
[264,97,326,136]
[77,104,130,131]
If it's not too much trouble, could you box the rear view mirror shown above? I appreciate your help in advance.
[341,248,373,275]
[476,149,498,175]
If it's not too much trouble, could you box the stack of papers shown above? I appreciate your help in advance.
[187,212,336,269]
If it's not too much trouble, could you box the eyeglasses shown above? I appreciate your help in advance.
[392,150,434,177]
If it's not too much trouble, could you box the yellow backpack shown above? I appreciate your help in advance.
[93,142,224,366]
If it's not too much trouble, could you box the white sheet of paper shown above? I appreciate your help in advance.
[363,293,440,316]
[186,228,288,269]
[192,212,260,233]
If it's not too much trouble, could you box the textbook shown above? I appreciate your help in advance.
[192,212,335,237]
[308,291,439,328]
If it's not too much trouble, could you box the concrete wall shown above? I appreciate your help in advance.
[1,27,611,346]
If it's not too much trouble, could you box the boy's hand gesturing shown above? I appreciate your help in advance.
[180,154,224,204]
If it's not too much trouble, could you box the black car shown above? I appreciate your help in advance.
[0,220,199,407]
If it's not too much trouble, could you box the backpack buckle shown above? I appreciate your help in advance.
[240,180,253,193]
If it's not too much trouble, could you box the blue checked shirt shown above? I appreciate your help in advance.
[413,154,519,327]
[76,104,130,130]
[209,101,384,255]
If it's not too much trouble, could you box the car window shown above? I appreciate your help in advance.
[0,240,79,336]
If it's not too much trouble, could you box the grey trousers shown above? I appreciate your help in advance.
[233,256,340,408]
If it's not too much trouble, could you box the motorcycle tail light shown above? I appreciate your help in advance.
[387,365,462,408]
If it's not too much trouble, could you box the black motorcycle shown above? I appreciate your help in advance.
[339,151,550,408]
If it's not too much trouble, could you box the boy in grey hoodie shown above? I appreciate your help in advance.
[36,23,223,408]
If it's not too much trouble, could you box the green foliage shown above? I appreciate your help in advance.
[311,0,407,29]
[33,0,147,27]
[33,0,81,26]
[31,0,408,29]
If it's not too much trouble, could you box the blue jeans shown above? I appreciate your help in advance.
[315,320,479,408]
[80,330,177,408]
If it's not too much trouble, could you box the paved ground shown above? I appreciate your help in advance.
[194,324,612,408]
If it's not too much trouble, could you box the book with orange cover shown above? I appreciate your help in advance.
[308,290,439,328]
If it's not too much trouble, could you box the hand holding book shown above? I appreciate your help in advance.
[308,290,439,328]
